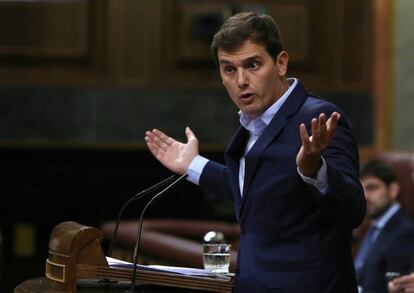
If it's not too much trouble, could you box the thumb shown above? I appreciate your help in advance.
[185,126,197,142]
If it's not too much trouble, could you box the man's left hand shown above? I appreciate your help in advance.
[296,112,340,177]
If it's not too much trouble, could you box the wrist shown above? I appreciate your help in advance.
[298,157,322,178]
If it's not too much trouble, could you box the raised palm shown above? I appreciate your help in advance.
[145,127,199,175]
[296,112,340,177]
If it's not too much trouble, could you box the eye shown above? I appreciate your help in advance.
[365,184,380,192]
[249,60,261,70]
[223,65,236,74]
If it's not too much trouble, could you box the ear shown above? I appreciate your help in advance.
[389,181,400,200]
[276,50,289,76]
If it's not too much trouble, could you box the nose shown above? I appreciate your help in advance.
[237,69,248,89]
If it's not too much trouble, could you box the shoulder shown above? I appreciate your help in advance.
[298,95,352,127]
[303,94,341,113]
[289,81,352,124]
[398,211,414,231]
[386,210,414,237]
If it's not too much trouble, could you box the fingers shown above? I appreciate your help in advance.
[393,274,414,289]
[145,129,173,152]
[326,112,340,140]
[298,112,341,155]
[300,113,326,149]
[144,132,163,160]
[145,127,196,148]
[309,112,340,143]
[299,123,310,147]
[144,129,172,162]
[310,113,326,145]
[318,113,327,140]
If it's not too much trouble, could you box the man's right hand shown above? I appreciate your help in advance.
[388,273,414,292]
[145,127,199,175]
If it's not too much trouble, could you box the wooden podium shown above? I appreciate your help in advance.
[16,221,233,293]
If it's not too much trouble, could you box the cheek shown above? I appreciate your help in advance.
[367,193,386,206]
[364,192,376,204]
[256,76,275,95]
[223,80,233,90]
[223,81,238,96]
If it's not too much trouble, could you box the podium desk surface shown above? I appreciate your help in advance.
[15,277,223,293]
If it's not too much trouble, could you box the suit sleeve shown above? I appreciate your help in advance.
[199,160,235,204]
[306,105,366,229]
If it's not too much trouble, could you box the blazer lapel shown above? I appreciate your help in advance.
[224,126,249,209]
[242,81,308,199]
[242,116,287,197]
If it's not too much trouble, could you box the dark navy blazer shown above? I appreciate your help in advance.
[199,80,366,292]
[357,209,414,293]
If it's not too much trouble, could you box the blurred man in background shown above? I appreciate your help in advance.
[355,160,414,292]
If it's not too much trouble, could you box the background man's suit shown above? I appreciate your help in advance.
[357,209,414,292]
[199,80,366,292]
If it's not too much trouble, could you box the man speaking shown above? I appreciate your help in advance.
[145,12,366,292]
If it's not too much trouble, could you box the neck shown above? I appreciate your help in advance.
[369,203,393,222]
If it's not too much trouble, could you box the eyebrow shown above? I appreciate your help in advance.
[219,60,233,66]
[219,55,262,66]
[364,183,382,188]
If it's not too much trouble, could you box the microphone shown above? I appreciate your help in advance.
[129,173,188,292]
[107,175,176,257]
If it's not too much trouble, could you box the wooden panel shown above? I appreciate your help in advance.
[0,1,89,60]
[162,0,313,68]
[107,0,161,86]
[373,0,394,151]
[158,0,222,88]
[0,0,374,93]
[0,0,107,85]
[341,0,373,90]
[160,0,317,87]
[267,2,309,65]
[158,0,373,92]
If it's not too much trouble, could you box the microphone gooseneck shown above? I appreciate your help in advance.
[107,175,175,257]
[129,173,188,292]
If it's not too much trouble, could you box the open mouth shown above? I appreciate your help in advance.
[240,93,254,99]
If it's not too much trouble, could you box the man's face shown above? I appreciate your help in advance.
[361,176,395,219]
[218,39,289,119]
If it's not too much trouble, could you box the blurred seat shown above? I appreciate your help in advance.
[100,219,240,272]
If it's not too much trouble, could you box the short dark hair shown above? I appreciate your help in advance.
[210,12,284,65]
[360,159,397,186]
